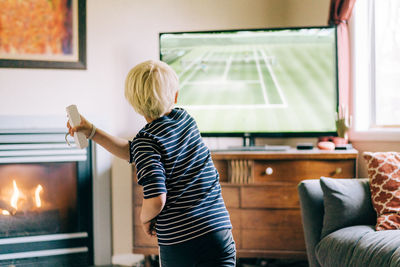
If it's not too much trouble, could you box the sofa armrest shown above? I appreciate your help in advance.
[298,179,324,267]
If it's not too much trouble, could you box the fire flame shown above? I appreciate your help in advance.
[11,180,20,210]
[1,210,10,215]
[35,185,43,208]
[0,180,45,216]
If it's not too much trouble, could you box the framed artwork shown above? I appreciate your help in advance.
[0,0,86,69]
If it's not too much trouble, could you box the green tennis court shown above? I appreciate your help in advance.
[161,31,337,133]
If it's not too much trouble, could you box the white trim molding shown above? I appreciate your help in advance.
[350,0,400,141]
[0,247,88,261]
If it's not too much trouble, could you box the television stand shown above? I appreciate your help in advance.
[132,149,359,261]
[242,134,255,147]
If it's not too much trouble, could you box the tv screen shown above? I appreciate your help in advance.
[159,26,338,137]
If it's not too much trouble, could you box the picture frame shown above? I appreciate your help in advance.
[0,0,86,70]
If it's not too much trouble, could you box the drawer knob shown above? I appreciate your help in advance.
[265,167,273,175]
[335,167,342,175]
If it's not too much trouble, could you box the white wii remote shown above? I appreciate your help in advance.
[66,105,88,149]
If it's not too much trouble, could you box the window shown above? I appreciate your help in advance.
[352,0,400,138]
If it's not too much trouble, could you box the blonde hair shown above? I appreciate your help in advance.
[125,60,179,120]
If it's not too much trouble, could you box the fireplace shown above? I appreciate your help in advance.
[0,129,93,266]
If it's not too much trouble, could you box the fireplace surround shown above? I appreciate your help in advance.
[0,129,94,266]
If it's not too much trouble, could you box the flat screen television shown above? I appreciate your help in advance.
[159,26,338,138]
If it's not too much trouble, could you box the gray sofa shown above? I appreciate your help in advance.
[298,177,400,267]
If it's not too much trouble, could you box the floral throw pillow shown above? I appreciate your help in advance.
[363,152,400,230]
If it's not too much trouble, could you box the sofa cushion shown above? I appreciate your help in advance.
[315,225,374,267]
[319,177,376,238]
[364,152,400,231]
[390,245,400,267]
[316,225,400,267]
[297,179,325,267]
[350,228,400,267]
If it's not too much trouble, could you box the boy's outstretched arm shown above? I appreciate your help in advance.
[91,128,130,162]
[67,115,130,162]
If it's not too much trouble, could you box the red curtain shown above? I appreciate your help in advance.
[328,0,357,111]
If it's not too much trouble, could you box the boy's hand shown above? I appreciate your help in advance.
[142,218,157,237]
[67,114,93,139]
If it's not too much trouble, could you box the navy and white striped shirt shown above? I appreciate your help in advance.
[130,108,232,246]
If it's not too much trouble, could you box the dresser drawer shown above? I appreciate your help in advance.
[242,228,305,251]
[241,185,299,208]
[240,209,303,229]
[232,228,241,249]
[241,209,305,251]
[227,208,241,229]
[221,186,240,208]
[253,159,355,183]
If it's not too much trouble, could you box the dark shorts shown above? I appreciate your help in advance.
[159,229,236,267]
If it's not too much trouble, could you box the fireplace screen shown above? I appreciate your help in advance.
[0,163,79,238]
[0,129,93,266]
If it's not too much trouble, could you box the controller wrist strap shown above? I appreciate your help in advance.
[88,124,97,139]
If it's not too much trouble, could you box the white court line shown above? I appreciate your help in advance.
[178,56,201,79]
[259,48,288,106]
[222,55,233,81]
[252,48,269,105]
[179,51,211,89]
[179,104,287,110]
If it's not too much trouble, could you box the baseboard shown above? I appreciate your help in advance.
[112,253,144,266]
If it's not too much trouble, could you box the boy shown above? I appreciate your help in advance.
[67,60,236,266]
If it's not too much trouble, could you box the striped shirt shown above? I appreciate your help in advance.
[130,108,232,246]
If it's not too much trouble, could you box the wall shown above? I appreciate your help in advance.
[284,0,331,26]
[0,0,339,264]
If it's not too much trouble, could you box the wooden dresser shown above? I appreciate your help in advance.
[132,148,358,260]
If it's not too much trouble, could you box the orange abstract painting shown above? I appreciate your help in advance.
[0,0,85,69]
